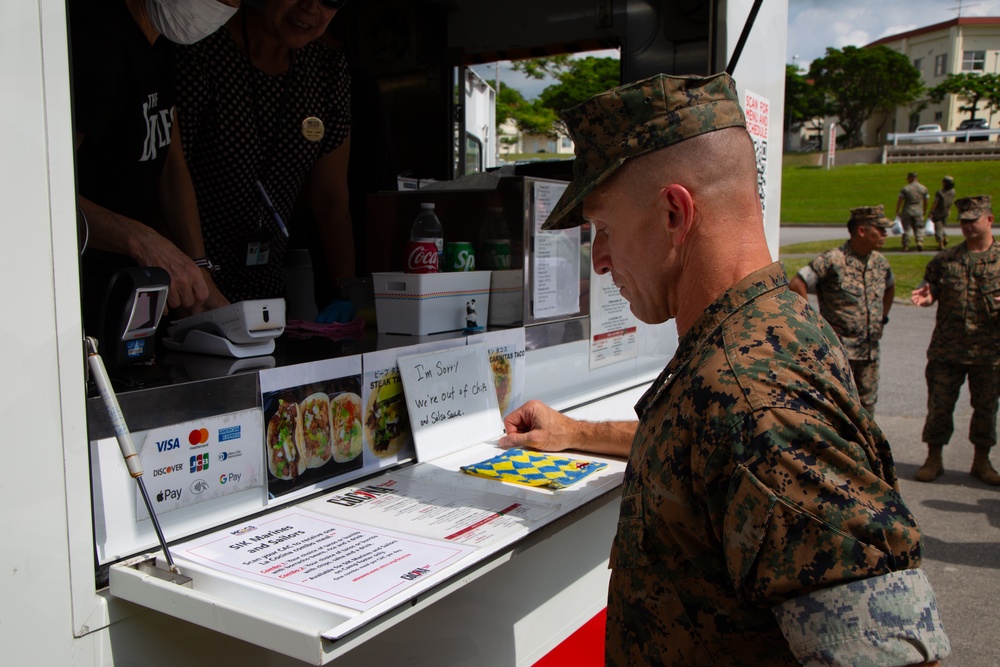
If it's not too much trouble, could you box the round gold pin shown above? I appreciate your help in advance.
[301,116,325,142]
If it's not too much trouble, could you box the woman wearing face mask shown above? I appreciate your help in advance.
[169,0,354,315]
[70,0,239,340]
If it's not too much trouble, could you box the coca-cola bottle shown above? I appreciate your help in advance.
[405,203,444,273]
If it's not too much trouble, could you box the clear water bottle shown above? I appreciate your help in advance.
[478,207,511,270]
[407,202,444,273]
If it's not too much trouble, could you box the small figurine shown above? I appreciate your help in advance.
[464,299,482,332]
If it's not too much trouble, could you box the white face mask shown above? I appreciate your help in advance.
[145,0,238,45]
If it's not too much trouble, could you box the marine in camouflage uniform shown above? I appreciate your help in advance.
[790,205,895,415]
[912,195,1000,486]
[607,263,943,665]
[895,172,929,251]
[534,73,949,666]
[929,176,956,250]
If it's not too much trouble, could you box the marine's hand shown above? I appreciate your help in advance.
[911,283,933,307]
[500,400,579,453]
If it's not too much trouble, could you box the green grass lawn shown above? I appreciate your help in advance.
[781,159,1000,223]
[780,153,1000,295]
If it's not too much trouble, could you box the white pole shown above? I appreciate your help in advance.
[827,123,837,169]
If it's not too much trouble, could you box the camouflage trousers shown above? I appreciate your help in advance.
[849,359,880,416]
[922,360,1000,448]
[931,218,948,246]
[900,213,924,249]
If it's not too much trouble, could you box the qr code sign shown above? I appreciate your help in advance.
[752,135,767,218]
[743,90,770,219]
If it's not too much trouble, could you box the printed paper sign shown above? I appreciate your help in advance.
[744,89,770,218]
[259,356,365,500]
[303,475,554,547]
[589,270,637,369]
[136,408,263,520]
[176,508,475,611]
[360,340,461,467]
[532,181,580,319]
[396,343,505,462]
[466,328,526,418]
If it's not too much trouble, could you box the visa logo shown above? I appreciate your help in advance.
[156,438,180,452]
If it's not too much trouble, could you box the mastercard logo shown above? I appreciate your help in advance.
[189,428,209,445]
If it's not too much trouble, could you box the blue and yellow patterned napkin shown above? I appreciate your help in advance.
[461,448,607,489]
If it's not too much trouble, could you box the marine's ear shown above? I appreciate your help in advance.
[659,183,695,247]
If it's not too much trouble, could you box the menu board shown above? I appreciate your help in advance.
[532,181,580,319]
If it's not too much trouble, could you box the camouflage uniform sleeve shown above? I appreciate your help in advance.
[772,569,950,665]
[798,252,831,291]
[720,405,922,601]
[923,255,943,300]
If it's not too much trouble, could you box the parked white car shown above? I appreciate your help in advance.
[912,124,944,143]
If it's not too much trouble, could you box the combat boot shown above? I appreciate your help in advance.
[970,447,1000,486]
[916,242,924,252]
[914,444,944,482]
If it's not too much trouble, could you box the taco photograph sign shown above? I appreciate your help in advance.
[260,358,365,500]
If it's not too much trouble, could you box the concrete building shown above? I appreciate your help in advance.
[497,117,575,158]
[863,17,1000,145]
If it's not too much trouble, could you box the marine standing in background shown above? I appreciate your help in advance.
[929,176,956,251]
[912,195,1000,486]
[896,171,930,251]
[789,205,895,415]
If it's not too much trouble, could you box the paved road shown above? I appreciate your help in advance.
[781,226,1000,666]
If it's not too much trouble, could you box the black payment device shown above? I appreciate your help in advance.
[98,267,170,369]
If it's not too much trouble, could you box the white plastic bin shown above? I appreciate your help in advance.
[372,271,491,335]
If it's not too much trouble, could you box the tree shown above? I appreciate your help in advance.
[535,57,621,113]
[502,56,620,138]
[808,45,923,147]
[784,64,829,129]
[496,82,560,138]
[928,72,1000,121]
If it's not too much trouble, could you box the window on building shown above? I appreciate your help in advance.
[934,53,947,76]
[935,111,943,121]
[561,137,572,149]
[913,57,923,71]
[962,50,986,71]
[908,113,921,133]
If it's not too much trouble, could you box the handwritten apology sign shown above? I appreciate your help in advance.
[396,343,505,462]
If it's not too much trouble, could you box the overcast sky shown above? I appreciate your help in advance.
[471,1,1000,99]
[789,0,1000,69]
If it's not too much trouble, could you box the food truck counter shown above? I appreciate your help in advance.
[85,307,675,665]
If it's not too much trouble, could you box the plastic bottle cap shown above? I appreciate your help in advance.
[421,203,435,209]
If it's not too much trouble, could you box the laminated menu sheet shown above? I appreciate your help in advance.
[175,507,475,612]
[460,448,607,489]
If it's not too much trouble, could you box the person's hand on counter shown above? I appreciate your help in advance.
[499,399,636,458]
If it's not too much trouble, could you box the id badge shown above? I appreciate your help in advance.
[244,230,271,267]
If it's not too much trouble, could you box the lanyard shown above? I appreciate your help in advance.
[239,10,297,233]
